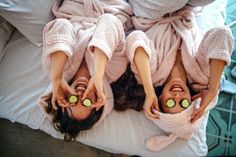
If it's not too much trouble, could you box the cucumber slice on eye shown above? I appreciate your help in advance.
[181,99,189,108]
[82,98,92,107]
[166,98,175,108]
[68,95,78,104]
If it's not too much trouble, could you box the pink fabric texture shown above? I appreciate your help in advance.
[125,6,234,151]
[146,96,217,151]
[39,0,132,126]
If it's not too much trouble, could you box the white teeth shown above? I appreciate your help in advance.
[172,87,183,92]
[171,84,183,92]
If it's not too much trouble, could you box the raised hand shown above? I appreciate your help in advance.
[51,78,76,110]
[82,75,106,111]
[144,93,160,119]
[191,88,217,123]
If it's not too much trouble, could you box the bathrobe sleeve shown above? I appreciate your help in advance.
[43,18,76,58]
[88,14,125,60]
[197,26,234,66]
[88,14,128,82]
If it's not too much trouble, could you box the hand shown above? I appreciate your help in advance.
[144,93,160,119]
[51,78,76,111]
[82,75,106,111]
[191,89,217,123]
[191,83,209,93]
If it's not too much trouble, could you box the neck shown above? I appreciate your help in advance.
[166,51,187,84]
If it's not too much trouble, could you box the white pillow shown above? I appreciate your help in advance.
[0,0,58,47]
[0,15,14,61]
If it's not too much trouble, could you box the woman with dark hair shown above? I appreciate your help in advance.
[44,59,104,141]
[112,5,234,151]
[39,0,133,141]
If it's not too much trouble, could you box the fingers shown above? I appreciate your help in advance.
[152,98,160,111]
[91,92,106,111]
[51,96,58,110]
[144,103,159,119]
[82,81,93,100]
[191,83,208,92]
[57,99,70,108]
[147,110,160,119]
[191,96,209,123]
[82,78,106,111]
[52,97,69,111]
[191,93,202,101]
[65,83,77,95]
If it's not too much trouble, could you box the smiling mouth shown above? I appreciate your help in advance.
[170,84,184,92]
[75,83,87,90]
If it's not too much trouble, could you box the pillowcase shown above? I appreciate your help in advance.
[0,0,58,47]
[0,15,14,61]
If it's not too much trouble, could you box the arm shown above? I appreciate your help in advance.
[50,51,67,81]
[93,48,108,79]
[134,47,155,95]
[134,47,159,118]
[191,59,226,123]
[208,59,226,92]
[50,51,76,110]
[83,47,108,111]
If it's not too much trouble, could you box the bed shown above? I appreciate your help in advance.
[0,0,230,156]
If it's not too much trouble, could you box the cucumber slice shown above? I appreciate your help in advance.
[166,98,175,108]
[68,95,78,104]
[181,99,189,108]
[82,98,92,107]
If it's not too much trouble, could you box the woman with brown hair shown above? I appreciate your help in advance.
[112,5,233,151]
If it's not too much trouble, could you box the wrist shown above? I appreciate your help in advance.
[144,87,156,97]
[93,72,104,79]
[208,86,219,95]
[51,75,63,82]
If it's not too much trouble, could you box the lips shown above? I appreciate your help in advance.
[170,84,184,92]
[75,83,86,90]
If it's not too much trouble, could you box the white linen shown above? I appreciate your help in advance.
[0,0,227,156]
[0,15,14,61]
[0,0,57,47]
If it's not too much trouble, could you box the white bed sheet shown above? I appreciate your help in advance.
[0,0,227,156]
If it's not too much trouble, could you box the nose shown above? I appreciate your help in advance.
[78,91,83,99]
[172,92,183,99]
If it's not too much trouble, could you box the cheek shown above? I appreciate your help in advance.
[161,105,170,113]
[87,92,97,102]
[184,92,191,100]
[162,90,171,101]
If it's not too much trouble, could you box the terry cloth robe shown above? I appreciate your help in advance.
[39,0,132,127]
[128,0,215,20]
[125,6,234,151]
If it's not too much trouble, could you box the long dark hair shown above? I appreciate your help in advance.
[46,100,103,141]
[111,64,146,111]
[111,64,196,112]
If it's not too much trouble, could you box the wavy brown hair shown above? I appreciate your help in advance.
[112,64,147,111]
[111,64,196,112]
[45,99,103,141]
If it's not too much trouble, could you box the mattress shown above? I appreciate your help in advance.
[0,0,227,156]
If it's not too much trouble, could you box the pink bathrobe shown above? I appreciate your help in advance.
[39,0,133,126]
[125,6,234,151]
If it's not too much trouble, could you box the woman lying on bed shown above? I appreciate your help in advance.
[112,5,234,151]
[39,0,133,141]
